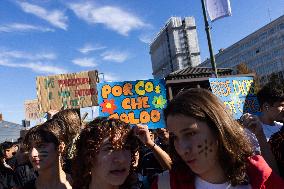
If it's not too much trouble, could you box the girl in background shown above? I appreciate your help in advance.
[151,88,284,189]
[72,117,140,189]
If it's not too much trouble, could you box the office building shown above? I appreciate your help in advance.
[150,17,201,79]
[200,15,284,84]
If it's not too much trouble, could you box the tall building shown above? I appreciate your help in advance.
[150,17,201,79]
[200,15,284,84]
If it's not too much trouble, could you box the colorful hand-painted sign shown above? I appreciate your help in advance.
[209,76,261,119]
[98,79,167,129]
[36,70,99,113]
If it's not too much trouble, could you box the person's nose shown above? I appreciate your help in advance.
[176,138,192,157]
[113,150,129,164]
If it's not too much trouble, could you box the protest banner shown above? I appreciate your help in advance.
[24,99,40,121]
[98,79,167,129]
[209,76,261,119]
[36,70,99,113]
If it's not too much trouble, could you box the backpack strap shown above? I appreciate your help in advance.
[157,170,170,189]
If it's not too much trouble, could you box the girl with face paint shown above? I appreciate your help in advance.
[22,118,74,189]
[151,88,284,189]
[72,117,140,189]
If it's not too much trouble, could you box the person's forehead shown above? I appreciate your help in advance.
[30,142,53,148]
[273,100,284,106]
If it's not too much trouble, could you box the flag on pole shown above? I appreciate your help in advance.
[205,0,232,22]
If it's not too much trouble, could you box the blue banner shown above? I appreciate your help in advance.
[209,76,261,120]
[98,79,167,129]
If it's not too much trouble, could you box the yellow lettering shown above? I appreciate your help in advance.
[121,98,131,109]
[101,85,111,99]
[112,85,122,97]
[140,111,150,124]
[151,110,161,123]
[123,83,133,96]
[135,81,145,96]
[145,82,154,93]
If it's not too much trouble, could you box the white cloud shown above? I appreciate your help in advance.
[26,63,67,74]
[0,49,66,74]
[18,2,68,30]
[72,57,97,67]
[0,49,56,61]
[69,2,147,36]
[0,59,67,75]
[101,51,129,63]
[0,23,54,33]
[139,34,153,44]
[78,43,106,54]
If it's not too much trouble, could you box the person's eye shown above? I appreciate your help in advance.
[185,131,196,137]
[103,146,114,152]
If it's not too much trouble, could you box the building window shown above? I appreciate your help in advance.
[268,28,275,35]
[279,23,284,30]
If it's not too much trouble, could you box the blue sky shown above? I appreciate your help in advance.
[0,0,283,124]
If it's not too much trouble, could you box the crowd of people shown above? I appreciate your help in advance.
[0,80,283,189]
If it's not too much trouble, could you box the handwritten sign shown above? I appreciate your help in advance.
[209,76,261,119]
[24,99,40,121]
[36,70,99,113]
[98,79,167,129]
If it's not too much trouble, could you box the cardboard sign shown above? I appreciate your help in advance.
[36,70,99,113]
[209,76,261,119]
[24,99,40,121]
[98,79,167,129]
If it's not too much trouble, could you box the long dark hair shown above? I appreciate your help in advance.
[164,88,253,186]
[72,117,139,189]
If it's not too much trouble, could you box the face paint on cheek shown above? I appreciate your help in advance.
[198,139,214,157]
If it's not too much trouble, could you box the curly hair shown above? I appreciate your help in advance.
[164,88,254,186]
[52,109,81,140]
[72,117,139,189]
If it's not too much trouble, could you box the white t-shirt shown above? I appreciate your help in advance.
[261,121,283,141]
[195,176,252,189]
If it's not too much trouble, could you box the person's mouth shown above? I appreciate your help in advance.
[110,168,127,176]
[186,159,196,165]
[32,159,41,165]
